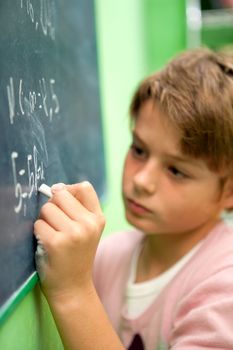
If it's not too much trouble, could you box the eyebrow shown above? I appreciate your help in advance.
[132,131,147,147]
[132,130,200,167]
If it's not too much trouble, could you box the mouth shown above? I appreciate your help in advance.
[125,198,152,216]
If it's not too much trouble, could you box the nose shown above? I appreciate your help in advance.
[133,161,158,195]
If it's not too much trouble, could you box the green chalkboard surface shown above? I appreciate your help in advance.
[0,0,105,322]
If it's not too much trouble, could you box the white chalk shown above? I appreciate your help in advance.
[38,183,52,198]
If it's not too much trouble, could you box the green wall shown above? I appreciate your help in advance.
[0,1,186,348]
[98,0,186,236]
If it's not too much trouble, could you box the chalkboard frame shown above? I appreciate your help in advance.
[0,273,38,325]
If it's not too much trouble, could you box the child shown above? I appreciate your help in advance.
[34,48,233,349]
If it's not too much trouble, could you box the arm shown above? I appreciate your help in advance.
[34,182,124,350]
[47,285,123,350]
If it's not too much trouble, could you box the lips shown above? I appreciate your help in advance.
[126,198,152,215]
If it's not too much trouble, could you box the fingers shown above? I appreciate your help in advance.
[49,182,104,224]
[36,181,105,235]
[34,218,56,246]
[61,182,103,215]
[39,201,76,232]
[49,189,90,222]
[35,181,105,243]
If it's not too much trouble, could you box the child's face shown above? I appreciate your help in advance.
[122,100,229,236]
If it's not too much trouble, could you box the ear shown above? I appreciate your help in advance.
[221,178,233,210]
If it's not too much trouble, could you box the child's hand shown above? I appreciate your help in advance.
[34,182,105,301]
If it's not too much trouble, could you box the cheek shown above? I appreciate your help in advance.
[164,184,220,221]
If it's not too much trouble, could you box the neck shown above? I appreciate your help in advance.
[136,218,221,283]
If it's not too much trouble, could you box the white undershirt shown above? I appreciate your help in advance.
[126,242,201,318]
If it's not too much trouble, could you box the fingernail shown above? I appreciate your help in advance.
[81,181,91,186]
[51,183,65,193]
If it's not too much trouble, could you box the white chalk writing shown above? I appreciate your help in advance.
[20,0,55,40]
[11,145,45,215]
[7,77,60,125]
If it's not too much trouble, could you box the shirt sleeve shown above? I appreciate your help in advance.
[170,266,233,349]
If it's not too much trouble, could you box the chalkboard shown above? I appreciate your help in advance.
[0,0,105,321]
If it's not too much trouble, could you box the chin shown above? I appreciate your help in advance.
[125,211,159,234]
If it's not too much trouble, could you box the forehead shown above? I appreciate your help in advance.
[134,100,182,151]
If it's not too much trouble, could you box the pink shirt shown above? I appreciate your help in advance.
[93,221,233,349]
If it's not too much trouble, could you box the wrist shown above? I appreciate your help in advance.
[45,281,96,313]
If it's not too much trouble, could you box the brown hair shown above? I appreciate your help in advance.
[130,48,233,174]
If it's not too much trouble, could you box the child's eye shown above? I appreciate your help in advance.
[168,166,187,179]
[130,144,146,159]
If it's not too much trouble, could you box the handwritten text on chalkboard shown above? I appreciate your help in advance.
[11,147,45,216]
[7,77,60,125]
[20,0,55,40]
